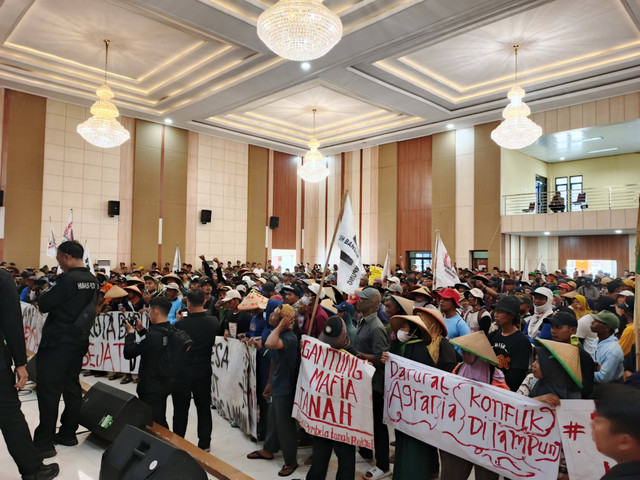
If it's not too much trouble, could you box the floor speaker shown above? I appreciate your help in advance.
[80,382,153,443]
[100,424,207,480]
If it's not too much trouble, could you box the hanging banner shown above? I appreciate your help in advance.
[22,302,46,353]
[211,338,258,439]
[556,400,616,480]
[83,311,149,373]
[434,232,461,290]
[384,354,561,479]
[293,335,375,448]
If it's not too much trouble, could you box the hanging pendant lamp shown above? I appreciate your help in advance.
[298,109,330,182]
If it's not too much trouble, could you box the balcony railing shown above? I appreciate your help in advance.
[502,184,640,216]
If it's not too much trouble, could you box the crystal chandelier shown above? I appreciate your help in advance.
[257,0,342,61]
[77,40,130,149]
[298,109,330,182]
[491,45,542,150]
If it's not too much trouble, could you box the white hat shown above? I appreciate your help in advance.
[165,282,181,291]
[308,283,325,299]
[467,288,484,300]
[245,279,256,288]
[222,289,242,302]
[242,275,251,283]
[533,287,554,300]
[388,276,400,285]
[236,285,247,293]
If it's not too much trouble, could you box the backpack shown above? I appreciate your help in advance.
[157,326,193,378]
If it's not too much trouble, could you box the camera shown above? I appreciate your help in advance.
[128,316,137,327]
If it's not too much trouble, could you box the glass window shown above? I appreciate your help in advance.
[408,251,432,271]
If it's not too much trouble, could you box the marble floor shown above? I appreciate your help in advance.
[0,374,389,480]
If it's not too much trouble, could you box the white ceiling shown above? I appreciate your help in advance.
[1,0,639,155]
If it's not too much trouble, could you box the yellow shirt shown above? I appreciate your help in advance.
[618,323,635,357]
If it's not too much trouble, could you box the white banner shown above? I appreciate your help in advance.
[22,302,46,353]
[556,400,616,479]
[336,193,364,295]
[384,354,562,479]
[293,336,375,448]
[434,232,460,290]
[211,338,258,438]
[46,223,57,259]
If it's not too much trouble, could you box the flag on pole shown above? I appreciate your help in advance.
[83,241,95,275]
[172,244,181,273]
[46,223,57,259]
[523,255,530,282]
[434,232,460,290]
[336,193,364,295]
[62,210,74,242]
[382,250,392,281]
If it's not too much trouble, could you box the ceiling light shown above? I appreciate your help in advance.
[587,147,618,154]
[446,123,455,130]
[543,231,550,236]
[298,109,329,182]
[300,62,311,71]
[164,118,173,125]
[615,229,622,234]
[491,45,542,150]
[559,157,565,160]
[257,0,342,61]
[77,40,130,149]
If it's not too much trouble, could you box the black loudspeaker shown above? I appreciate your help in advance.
[269,216,279,229]
[107,200,120,217]
[0,189,4,207]
[100,425,207,480]
[200,209,212,224]
[80,382,153,443]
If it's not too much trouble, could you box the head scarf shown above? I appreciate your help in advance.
[530,347,580,400]
[416,310,442,364]
[457,354,491,384]
[573,294,592,316]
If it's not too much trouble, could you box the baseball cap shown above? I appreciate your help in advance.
[594,296,616,313]
[165,282,181,291]
[591,310,619,330]
[388,276,400,285]
[386,283,403,294]
[558,283,571,291]
[464,288,484,300]
[356,287,378,300]
[221,289,242,302]
[545,311,578,328]
[335,301,355,317]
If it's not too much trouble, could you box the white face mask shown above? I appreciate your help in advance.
[397,330,411,343]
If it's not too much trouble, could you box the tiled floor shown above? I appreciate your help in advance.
[0,374,386,480]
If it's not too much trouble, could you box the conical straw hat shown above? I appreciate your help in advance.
[238,291,268,311]
[406,286,431,300]
[105,285,127,299]
[390,315,428,335]
[450,331,499,366]
[536,338,583,389]
[390,295,415,315]
[320,298,338,315]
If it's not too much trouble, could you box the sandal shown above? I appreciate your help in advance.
[246,450,273,460]
[364,466,392,479]
[278,464,298,477]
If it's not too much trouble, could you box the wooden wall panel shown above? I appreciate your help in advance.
[559,235,630,272]
[432,131,456,253]
[162,127,188,267]
[2,90,46,266]
[272,151,297,250]
[396,136,432,265]
[247,145,268,262]
[377,142,397,265]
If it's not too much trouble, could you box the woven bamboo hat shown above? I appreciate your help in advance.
[238,291,269,311]
[406,286,431,300]
[536,338,583,389]
[390,314,428,335]
[320,298,338,315]
[389,295,415,315]
[104,285,127,299]
[450,331,499,366]
[413,305,447,336]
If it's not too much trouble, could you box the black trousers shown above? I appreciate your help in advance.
[307,436,355,480]
[171,373,212,449]
[34,341,86,448]
[137,379,171,429]
[263,394,297,466]
[359,391,389,471]
[0,367,42,475]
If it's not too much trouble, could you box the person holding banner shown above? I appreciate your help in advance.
[381,312,435,480]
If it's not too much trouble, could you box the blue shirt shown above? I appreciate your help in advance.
[593,335,624,383]
[444,313,470,340]
[248,313,266,338]
[168,297,183,325]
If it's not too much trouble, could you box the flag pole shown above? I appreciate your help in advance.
[307,190,349,336]
[432,229,440,289]
[634,194,640,371]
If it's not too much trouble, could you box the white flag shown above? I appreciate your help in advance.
[434,232,460,290]
[46,223,57,259]
[83,241,95,275]
[382,250,392,281]
[336,194,363,295]
[172,244,181,273]
[62,210,74,242]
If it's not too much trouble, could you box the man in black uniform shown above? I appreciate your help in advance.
[123,296,173,427]
[34,241,99,458]
[0,268,59,479]
[171,290,220,451]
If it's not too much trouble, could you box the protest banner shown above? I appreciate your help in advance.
[293,335,375,449]
[384,354,561,479]
[83,311,149,374]
[368,266,382,286]
[211,338,258,438]
[22,302,46,353]
[556,400,616,479]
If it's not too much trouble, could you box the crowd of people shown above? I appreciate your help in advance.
[1,242,639,480]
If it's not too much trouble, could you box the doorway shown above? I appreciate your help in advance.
[535,174,547,213]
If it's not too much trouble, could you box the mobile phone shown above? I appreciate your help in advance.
[144,288,149,294]
[128,317,137,326]
[182,311,188,317]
